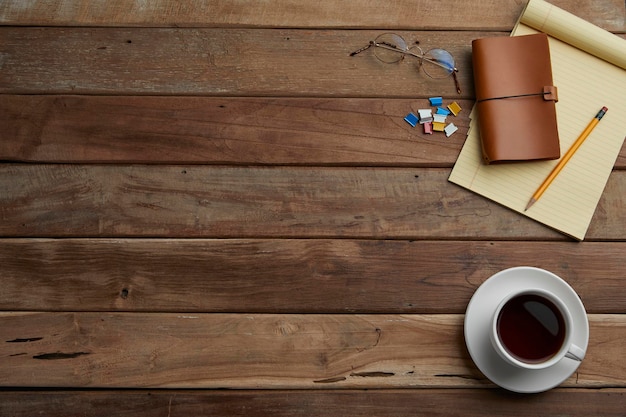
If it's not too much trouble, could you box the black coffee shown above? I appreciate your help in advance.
[497,294,566,363]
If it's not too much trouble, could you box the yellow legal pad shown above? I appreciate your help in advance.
[449,0,626,240]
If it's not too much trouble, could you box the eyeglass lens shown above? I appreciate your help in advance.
[422,49,456,79]
[372,33,455,79]
[373,33,410,63]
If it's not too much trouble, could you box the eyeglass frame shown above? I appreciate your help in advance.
[350,33,461,94]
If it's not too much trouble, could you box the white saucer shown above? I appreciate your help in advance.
[464,266,589,393]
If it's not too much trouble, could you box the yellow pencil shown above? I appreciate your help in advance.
[525,106,608,211]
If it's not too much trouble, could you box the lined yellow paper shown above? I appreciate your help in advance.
[519,0,626,69]
[449,0,626,240]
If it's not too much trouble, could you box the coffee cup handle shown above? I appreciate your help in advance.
[565,343,586,362]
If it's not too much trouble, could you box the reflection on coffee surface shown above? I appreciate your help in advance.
[497,294,566,363]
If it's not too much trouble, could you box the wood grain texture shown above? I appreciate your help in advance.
[2,29,623,98]
[0,313,623,388]
[1,389,625,417]
[0,28,484,97]
[2,164,626,240]
[1,239,624,314]
[0,0,623,32]
[2,95,624,167]
[0,95,473,166]
[2,0,625,411]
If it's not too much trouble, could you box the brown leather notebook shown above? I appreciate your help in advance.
[472,33,560,164]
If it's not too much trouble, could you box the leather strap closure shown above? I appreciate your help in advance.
[477,85,558,103]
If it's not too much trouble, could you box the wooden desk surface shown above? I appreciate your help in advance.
[1,1,625,415]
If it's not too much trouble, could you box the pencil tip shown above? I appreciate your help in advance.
[525,198,536,211]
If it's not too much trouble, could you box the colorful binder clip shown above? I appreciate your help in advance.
[433,122,446,132]
[444,123,458,137]
[447,101,462,116]
[433,114,447,124]
[404,112,419,127]
[418,109,433,123]
[429,96,443,106]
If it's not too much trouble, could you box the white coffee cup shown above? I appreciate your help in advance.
[490,288,586,370]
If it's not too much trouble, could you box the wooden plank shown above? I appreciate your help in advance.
[0,28,486,97]
[0,313,623,388]
[0,95,474,166]
[2,164,625,240]
[1,389,625,417]
[1,239,625,314]
[0,0,623,32]
[2,95,624,167]
[3,29,623,97]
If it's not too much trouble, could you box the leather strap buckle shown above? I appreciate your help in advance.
[543,85,558,102]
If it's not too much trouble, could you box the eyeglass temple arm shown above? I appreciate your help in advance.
[451,71,461,94]
[349,41,375,56]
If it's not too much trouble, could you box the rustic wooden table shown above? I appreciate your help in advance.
[1,0,625,415]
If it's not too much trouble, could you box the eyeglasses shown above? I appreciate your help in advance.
[350,33,461,94]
